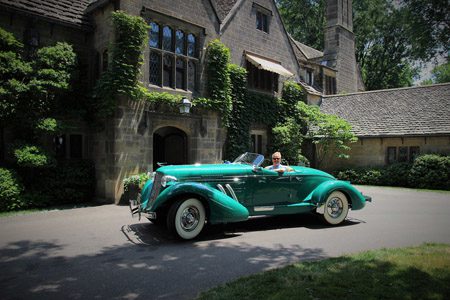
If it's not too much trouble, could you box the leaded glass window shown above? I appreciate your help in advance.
[163,54,173,87]
[149,52,161,85]
[162,26,173,51]
[188,61,196,91]
[176,58,185,89]
[175,30,185,55]
[187,34,196,57]
[149,22,160,48]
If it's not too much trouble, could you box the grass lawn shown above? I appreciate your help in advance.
[197,243,450,300]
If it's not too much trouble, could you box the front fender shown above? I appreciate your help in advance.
[311,180,367,210]
[152,182,249,224]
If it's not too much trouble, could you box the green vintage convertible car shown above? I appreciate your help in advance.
[130,153,371,240]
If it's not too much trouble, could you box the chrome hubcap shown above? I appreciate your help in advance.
[180,206,200,232]
[327,197,343,218]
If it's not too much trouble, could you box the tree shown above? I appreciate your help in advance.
[0,27,76,164]
[276,0,325,50]
[272,82,356,167]
[277,0,449,90]
[422,61,450,85]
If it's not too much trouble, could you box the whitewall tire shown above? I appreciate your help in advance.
[167,198,206,240]
[321,191,349,225]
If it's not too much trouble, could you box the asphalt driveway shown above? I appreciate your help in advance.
[1,186,449,299]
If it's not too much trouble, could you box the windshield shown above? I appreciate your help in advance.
[233,152,265,167]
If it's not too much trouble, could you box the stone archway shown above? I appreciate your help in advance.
[153,126,188,170]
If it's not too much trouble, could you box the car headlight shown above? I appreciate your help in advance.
[161,175,177,187]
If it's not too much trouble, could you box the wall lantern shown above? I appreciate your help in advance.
[179,97,192,114]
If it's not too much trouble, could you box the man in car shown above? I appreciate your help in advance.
[265,152,293,173]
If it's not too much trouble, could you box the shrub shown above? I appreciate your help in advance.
[12,143,56,168]
[18,159,96,207]
[335,156,450,190]
[409,155,450,190]
[0,167,24,211]
[335,169,363,184]
[123,172,152,192]
[381,163,412,187]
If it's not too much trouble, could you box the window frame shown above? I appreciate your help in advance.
[147,20,199,92]
[246,62,279,93]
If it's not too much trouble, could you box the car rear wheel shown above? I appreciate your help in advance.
[321,191,349,225]
[167,198,206,240]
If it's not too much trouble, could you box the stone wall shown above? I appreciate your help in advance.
[94,97,224,203]
[323,0,359,93]
[220,0,300,92]
[322,136,450,171]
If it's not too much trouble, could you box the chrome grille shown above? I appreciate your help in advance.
[149,172,162,206]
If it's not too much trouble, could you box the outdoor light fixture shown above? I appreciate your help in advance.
[179,97,192,114]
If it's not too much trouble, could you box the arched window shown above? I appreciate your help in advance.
[162,26,173,51]
[188,61,196,91]
[163,54,173,87]
[175,30,185,55]
[176,58,185,89]
[149,52,161,85]
[149,22,160,48]
[187,33,196,57]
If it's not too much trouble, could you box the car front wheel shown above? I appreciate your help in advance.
[321,191,349,225]
[167,198,206,240]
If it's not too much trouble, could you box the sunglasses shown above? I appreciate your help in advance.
[272,157,281,160]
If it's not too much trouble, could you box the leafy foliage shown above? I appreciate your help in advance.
[225,64,249,160]
[272,82,356,167]
[335,155,449,190]
[93,11,149,117]
[12,143,56,168]
[409,155,450,190]
[15,159,97,208]
[205,39,232,126]
[0,167,24,211]
[422,61,450,85]
[277,0,325,50]
[0,26,75,140]
[277,0,449,90]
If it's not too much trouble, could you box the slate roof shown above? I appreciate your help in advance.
[0,0,93,29]
[320,83,450,137]
[292,39,323,60]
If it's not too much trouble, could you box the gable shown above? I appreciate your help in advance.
[219,0,300,79]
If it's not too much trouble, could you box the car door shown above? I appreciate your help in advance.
[251,169,294,207]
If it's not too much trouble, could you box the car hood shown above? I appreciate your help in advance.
[156,163,254,178]
[156,163,335,179]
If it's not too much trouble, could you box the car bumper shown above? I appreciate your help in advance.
[130,195,157,221]
[364,195,372,202]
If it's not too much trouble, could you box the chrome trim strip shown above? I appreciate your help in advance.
[254,206,274,212]
[217,184,227,194]
[225,184,238,201]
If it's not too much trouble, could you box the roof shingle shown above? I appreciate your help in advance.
[320,83,450,137]
[0,0,92,29]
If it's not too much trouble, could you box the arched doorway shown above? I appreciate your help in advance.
[153,126,188,170]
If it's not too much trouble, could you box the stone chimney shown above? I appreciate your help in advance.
[323,0,360,93]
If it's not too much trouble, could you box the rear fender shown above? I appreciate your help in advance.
[311,180,366,210]
[153,182,249,224]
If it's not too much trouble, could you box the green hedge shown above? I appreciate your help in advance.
[0,167,25,211]
[335,155,450,190]
[409,155,450,190]
[2,159,96,211]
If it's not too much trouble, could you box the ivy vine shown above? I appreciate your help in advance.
[205,39,232,126]
[93,11,149,118]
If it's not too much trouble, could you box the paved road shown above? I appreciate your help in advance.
[1,186,449,300]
